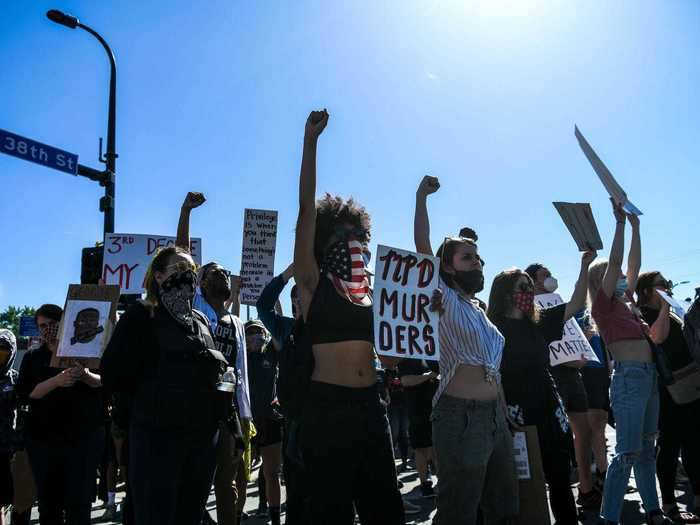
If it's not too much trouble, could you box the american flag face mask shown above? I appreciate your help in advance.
[321,238,371,306]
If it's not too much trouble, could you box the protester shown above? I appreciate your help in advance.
[637,271,700,523]
[256,263,310,525]
[415,175,518,525]
[176,191,251,525]
[245,319,283,525]
[293,109,404,524]
[16,304,105,525]
[488,250,593,524]
[526,261,601,510]
[588,201,670,525]
[0,329,18,525]
[575,310,611,493]
[397,358,438,498]
[101,247,228,525]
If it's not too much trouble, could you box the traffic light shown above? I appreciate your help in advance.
[81,245,103,284]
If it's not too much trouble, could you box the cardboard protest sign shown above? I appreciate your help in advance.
[102,233,202,294]
[514,426,551,525]
[53,284,120,368]
[552,202,603,252]
[535,293,599,366]
[373,245,440,361]
[240,209,278,306]
[575,126,642,215]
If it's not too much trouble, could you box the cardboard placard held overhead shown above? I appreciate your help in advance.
[535,293,599,366]
[552,202,603,252]
[574,126,643,215]
[52,284,121,369]
[240,209,278,306]
[373,245,441,361]
[513,426,551,525]
[102,233,202,294]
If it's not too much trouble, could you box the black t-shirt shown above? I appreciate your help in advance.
[16,345,105,442]
[397,359,438,420]
[640,306,693,371]
[496,304,568,429]
[247,349,278,420]
[212,315,238,363]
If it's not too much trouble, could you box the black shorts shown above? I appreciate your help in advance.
[581,366,610,411]
[408,417,432,449]
[551,366,589,413]
[253,417,283,448]
[0,452,12,505]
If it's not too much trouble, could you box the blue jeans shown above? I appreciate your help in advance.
[601,361,660,521]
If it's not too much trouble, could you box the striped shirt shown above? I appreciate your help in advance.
[433,278,505,406]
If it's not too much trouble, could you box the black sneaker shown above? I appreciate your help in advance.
[420,480,436,499]
[576,489,602,511]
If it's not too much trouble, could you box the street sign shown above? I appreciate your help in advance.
[19,315,40,337]
[0,128,79,175]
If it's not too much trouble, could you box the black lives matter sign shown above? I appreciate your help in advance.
[240,209,278,306]
[373,245,441,361]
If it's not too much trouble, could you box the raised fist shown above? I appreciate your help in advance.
[182,192,206,210]
[305,109,329,141]
[417,175,440,197]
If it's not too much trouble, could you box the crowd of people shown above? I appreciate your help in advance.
[1,109,700,525]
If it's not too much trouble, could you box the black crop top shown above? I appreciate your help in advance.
[308,276,374,345]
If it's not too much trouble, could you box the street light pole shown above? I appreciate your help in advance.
[46,9,117,234]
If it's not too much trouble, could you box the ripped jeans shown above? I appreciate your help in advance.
[601,361,660,522]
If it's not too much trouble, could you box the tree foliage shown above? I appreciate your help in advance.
[0,305,36,337]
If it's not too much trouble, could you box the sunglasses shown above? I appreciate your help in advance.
[204,266,232,280]
[516,282,534,293]
[333,225,369,240]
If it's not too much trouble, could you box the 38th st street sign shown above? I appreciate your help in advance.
[0,128,79,175]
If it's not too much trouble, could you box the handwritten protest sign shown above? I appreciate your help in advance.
[373,245,440,361]
[552,202,603,252]
[535,293,598,366]
[102,234,202,294]
[53,284,120,368]
[240,209,278,306]
[575,126,642,215]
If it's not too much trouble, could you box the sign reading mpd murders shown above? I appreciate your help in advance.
[374,245,440,361]
[102,234,202,294]
[0,128,79,175]
[240,209,278,306]
[535,293,599,366]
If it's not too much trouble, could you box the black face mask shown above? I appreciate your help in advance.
[453,269,484,294]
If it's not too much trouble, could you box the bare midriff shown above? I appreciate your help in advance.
[444,363,500,401]
[312,341,377,387]
[608,338,652,363]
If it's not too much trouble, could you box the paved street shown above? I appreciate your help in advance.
[18,426,696,524]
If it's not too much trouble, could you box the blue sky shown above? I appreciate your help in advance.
[2,0,699,316]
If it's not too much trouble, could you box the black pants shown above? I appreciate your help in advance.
[657,386,700,504]
[388,402,409,463]
[283,418,308,525]
[27,427,105,525]
[301,381,405,525]
[537,415,578,525]
[129,424,218,525]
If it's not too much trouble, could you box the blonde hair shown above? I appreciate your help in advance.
[587,259,608,307]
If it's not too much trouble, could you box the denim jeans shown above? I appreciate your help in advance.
[431,396,518,525]
[601,361,660,522]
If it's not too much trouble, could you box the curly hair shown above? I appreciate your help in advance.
[313,193,371,264]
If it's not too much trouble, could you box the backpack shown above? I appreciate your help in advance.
[276,319,313,419]
[683,288,700,366]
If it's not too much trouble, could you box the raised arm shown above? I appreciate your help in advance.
[601,200,626,298]
[564,250,597,320]
[625,213,641,293]
[649,300,671,345]
[414,175,440,255]
[256,263,296,347]
[294,110,328,312]
[176,192,206,250]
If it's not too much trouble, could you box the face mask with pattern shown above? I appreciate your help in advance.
[513,291,535,314]
[321,238,370,306]
[159,270,197,329]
